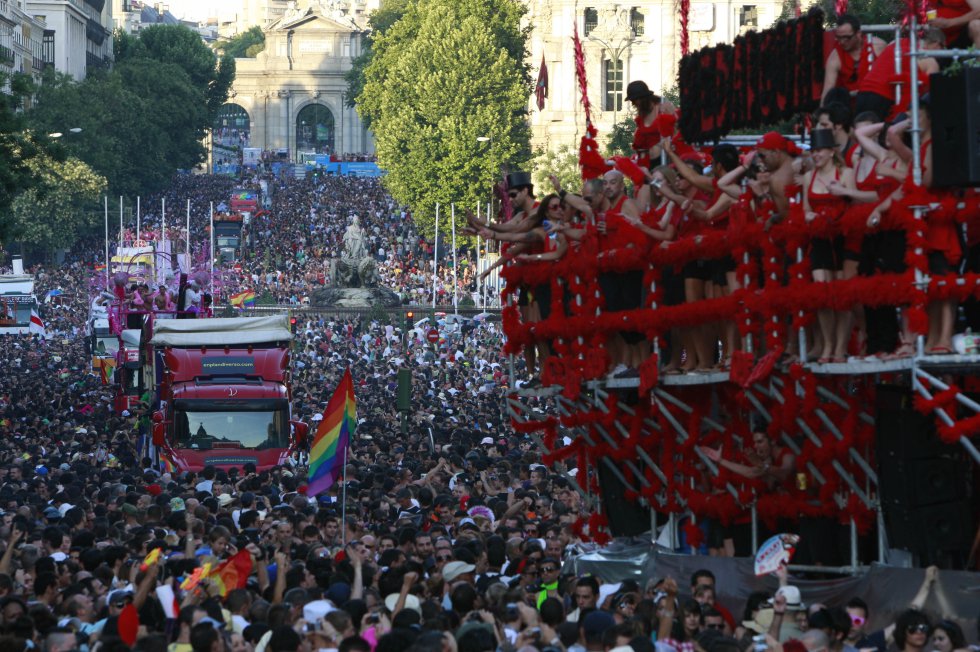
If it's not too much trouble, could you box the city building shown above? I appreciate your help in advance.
[215,0,378,164]
[524,0,793,151]
[0,0,50,80]
[24,0,113,80]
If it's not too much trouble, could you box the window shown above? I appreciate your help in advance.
[584,7,598,36]
[604,58,623,112]
[174,399,290,450]
[631,8,645,36]
[739,5,758,29]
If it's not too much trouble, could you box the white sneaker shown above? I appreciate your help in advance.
[607,363,628,378]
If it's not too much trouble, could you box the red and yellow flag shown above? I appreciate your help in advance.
[210,549,253,597]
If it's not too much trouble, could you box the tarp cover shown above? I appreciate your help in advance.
[150,316,292,347]
[121,330,141,348]
[568,545,980,641]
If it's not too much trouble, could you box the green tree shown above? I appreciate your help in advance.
[9,152,107,252]
[220,26,266,58]
[0,71,42,247]
[116,24,234,121]
[358,0,531,235]
[532,144,581,195]
[344,0,412,115]
[605,117,637,157]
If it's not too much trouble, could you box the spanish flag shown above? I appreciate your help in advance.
[308,368,356,497]
[210,549,253,597]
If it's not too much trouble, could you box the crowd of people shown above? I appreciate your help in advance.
[112,173,486,310]
[0,277,976,652]
[0,12,978,652]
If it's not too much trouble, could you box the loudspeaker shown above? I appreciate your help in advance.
[930,68,980,188]
[875,384,946,460]
[875,384,974,563]
[883,500,973,553]
[597,458,650,538]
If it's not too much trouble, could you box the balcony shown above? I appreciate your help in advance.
[86,16,107,44]
[85,50,109,70]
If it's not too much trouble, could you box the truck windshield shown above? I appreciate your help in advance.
[173,399,289,451]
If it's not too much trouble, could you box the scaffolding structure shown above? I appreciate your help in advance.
[499,19,980,571]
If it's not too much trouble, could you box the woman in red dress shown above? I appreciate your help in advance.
[804,129,856,362]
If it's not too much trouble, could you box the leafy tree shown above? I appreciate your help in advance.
[345,0,412,114]
[532,144,581,195]
[0,71,42,247]
[605,117,637,157]
[9,152,107,252]
[220,26,266,58]
[358,0,531,235]
[116,24,234,121]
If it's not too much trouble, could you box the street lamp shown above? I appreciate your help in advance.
[48,127,83,138]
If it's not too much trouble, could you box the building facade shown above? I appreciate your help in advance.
[0,0,50,80]
[524,0,792,151]
[217,0,377,163]
[25,0,112,80]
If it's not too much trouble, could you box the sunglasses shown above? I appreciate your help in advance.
[706,623,725,630]
[908,624,930,634]
[508,191,520,199]
[547,203,561,210]
[436,554,452,561]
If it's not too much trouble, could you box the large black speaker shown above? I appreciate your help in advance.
[875,385,974,562]
[597,458,650,538]
[930,68,980,188]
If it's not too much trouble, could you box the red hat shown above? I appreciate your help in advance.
[757,132,801,156]
[146,484,161,496]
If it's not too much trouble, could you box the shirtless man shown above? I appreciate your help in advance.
[754,132,799,229]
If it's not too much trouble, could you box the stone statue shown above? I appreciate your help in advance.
[341,216,367,263]
[313,215,398,307]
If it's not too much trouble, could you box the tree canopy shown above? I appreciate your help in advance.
[0,72,41,248]
[220,26,266,59]
[28,25,232,199]
[357,0,532,235]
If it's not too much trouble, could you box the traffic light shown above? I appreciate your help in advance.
[290,316,298,334]
[405,311,414,332]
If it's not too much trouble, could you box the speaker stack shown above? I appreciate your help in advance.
[875,385,974,565]
[930,69,980,188]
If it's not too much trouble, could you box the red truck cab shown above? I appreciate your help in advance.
[148,316,307,472]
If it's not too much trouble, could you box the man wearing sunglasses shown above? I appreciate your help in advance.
[821,14,885,103]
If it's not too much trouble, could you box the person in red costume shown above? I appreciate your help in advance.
[625,80,677,170]
[803,129,856,363]
[854,27,944,123]
[929,0,980,48]
[821,14,887,103]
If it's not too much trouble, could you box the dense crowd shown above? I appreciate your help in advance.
[0,278,975,651]
[0,14,979,652]
[113,173,484,309]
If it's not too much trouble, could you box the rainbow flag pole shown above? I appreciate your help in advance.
[307,368,356,533]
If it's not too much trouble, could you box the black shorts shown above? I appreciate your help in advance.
[535,282,553,320]
[876,230,907,273]
[712,255,737,286]
[682,258,713,282]
[598,271,643,313]
[854,92,892,124]
[810,236,844,272]
[662,266,685,307]
[928,251,954,276]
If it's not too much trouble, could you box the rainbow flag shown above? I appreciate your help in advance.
[308,368,356,497]
[229,290,256,309]
[210,549,253,597]
[160,457,176,475]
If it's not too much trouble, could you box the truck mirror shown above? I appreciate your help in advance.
[152,422,165,447]
[291,420,309,443]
